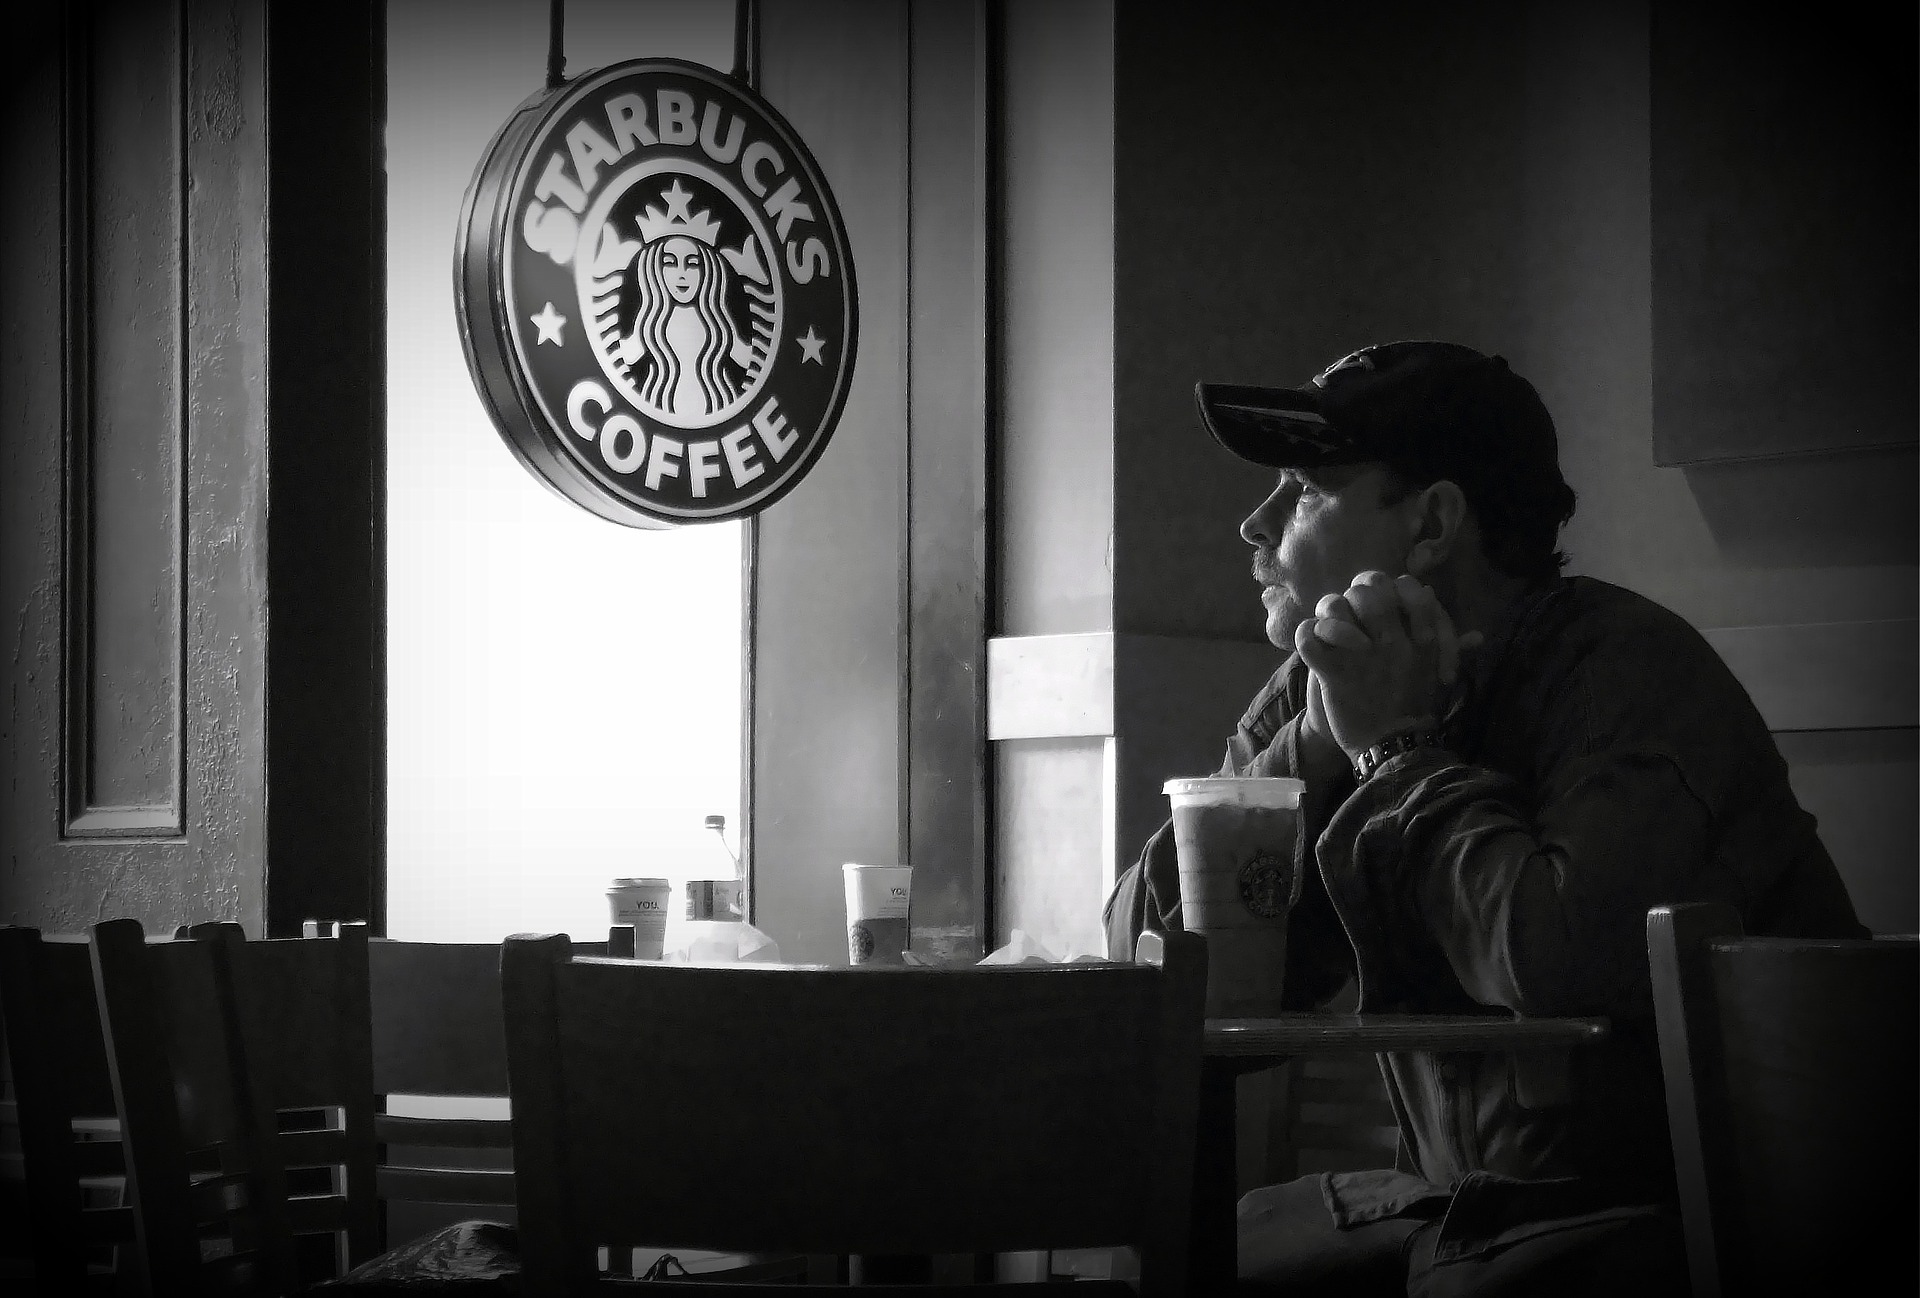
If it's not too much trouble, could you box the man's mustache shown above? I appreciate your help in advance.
[1252,546,1282,585]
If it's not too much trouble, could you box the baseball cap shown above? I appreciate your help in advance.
[1195,341,1571,518]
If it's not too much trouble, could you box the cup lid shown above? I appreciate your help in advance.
[609,877,670,889]
[1162,776,1303,808]
[841,862,911,873]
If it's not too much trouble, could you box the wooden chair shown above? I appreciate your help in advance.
[346,925,632,1244]
[345,925,807,1284]
[89,917,300,1296]
[190,920,385,1284]
[362,935,520,1239]
[500,927,1208,1296]
[97,918,538,1294]
[0,926,139,1294]
[1648,902,1919,1297]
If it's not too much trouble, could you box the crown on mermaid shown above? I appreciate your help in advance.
[635,179,723,246]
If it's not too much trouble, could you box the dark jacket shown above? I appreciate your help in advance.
[1105,575,1864,1206]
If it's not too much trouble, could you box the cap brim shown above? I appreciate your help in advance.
[1194,382,1366,468]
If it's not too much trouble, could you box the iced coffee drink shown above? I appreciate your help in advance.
[1163,777,1303,1016]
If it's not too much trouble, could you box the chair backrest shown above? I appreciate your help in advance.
[1270,1054,1402,1182]
[1648,902,1919,1298]
[346,926,631,1230]
[501,928,1207,1296]
[364,936,519,1222]
[90,918,298,1297]
[0,926,136,1291]
[203,921,383,1280]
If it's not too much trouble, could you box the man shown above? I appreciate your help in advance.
[1103,341,1865,1296]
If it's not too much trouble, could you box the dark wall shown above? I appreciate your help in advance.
[1103,0,1916,929]
[1114,0,1540,640]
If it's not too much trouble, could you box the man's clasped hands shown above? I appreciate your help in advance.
[1293,571,1485,777]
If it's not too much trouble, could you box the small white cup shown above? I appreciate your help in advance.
[842,863,911,965]
[607,877,671,960]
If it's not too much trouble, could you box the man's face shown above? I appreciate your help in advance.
[1240,463,1414,648]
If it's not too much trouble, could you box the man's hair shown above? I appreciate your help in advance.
[1380,467,1576,581]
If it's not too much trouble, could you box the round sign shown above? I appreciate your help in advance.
[456,60,858,527]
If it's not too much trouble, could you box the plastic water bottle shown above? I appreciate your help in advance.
[674,815,746,961]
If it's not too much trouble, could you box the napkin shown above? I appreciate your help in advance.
[978,928,1110,966]
[663,921,781,964]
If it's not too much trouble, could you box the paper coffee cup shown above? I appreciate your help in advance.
[1163,777,1304,1017]
[607,877,671,959]
[842,863,911,965]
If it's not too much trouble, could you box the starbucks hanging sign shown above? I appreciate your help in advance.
[456,59,857,526]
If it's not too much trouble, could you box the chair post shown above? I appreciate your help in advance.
[91,919,209,1295]
[1134,928,1206,1298]
[1647,902,1741,1298]
[607,924,636,959]
[501,933,587,1298]
[0,928,88,1291]
[323,921,383,1268]
[191,921,305,1294]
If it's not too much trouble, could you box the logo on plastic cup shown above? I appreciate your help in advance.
[1237,853,1290,919]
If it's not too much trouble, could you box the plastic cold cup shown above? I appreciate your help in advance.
[606,877,671,960]
[842,863,911,965]
[1163,777,1304,1017]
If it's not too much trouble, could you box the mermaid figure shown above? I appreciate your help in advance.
[612,185,770,422]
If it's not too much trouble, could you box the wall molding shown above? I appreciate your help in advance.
[987,633,1115,739]
[991,621,1918,739]
[1701,619,1918,733]
[986,632,1282,740]
[60,0,188,839]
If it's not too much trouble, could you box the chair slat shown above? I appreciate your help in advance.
[65,1140,126,1177]
[77,1205,136,1243]
[187,1170,255,1225]
[376,1164,517,1206]
[1290,1122,1401,1152]
[374,1113,512,1149]
[195,1248,271,1296]
[274,1127,348,1169]
[1290,1073,1396,1110]
[285,1193,352,1232]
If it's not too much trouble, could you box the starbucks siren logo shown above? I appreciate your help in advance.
[1238,853,1292,920]
[456,59,857,526]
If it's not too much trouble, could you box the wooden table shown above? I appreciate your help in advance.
[1190,1013,1611,1292]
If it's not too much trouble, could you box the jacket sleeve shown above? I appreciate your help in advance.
[1102,658,1357,1008]
[1318,739,1716,1018]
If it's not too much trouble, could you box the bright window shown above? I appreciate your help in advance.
[386,0,742,944]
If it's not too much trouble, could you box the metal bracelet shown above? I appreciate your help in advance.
[1352,727,1441,782]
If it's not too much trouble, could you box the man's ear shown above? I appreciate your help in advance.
[1403,480,1469,578]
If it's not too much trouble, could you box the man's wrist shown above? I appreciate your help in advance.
[1348,723,1443,782]
[1295,714,1348,784]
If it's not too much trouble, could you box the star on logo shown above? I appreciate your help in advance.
[530,302,567,346]
[661,179,696,223]
[797,326,826,365]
